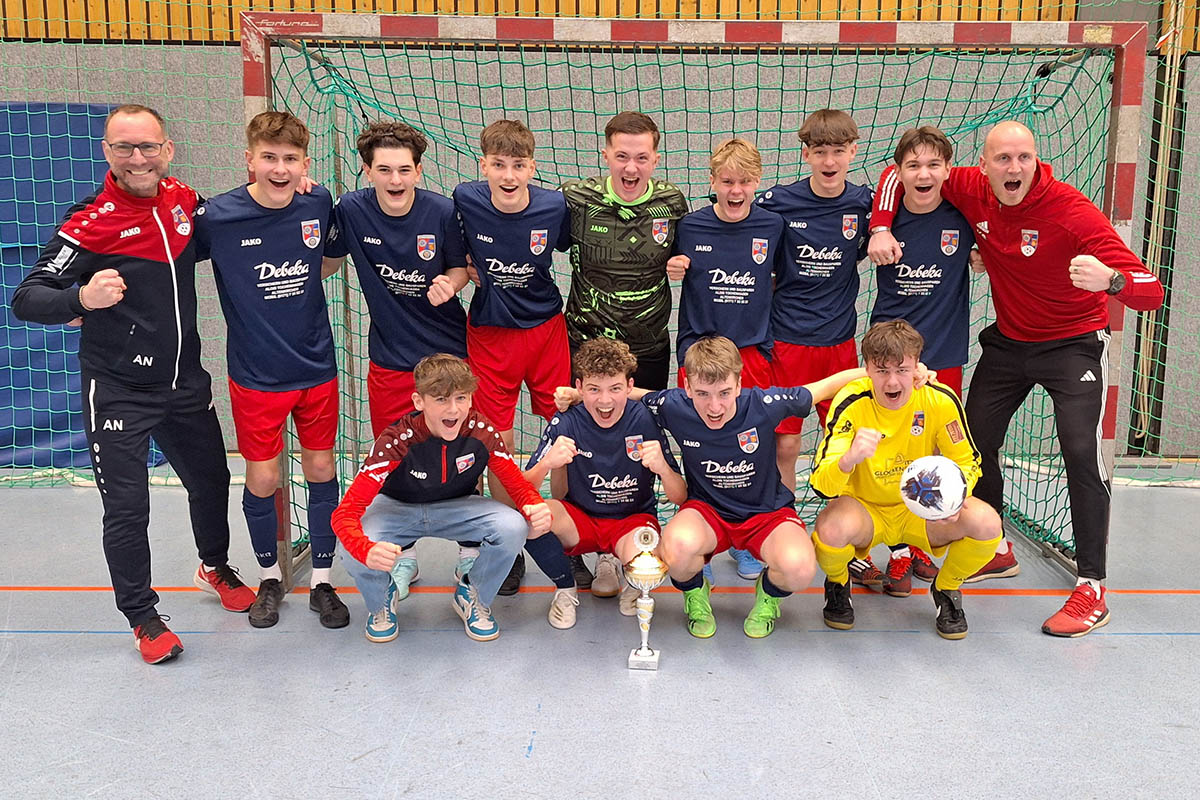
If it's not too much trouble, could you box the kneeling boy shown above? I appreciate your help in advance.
[523,338,687,629]
[331,354,551,642]
[810,320,1002,639]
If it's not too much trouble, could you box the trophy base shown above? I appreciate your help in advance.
[628,647,660,671]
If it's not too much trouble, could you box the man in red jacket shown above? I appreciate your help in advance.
[868,120,1163,637]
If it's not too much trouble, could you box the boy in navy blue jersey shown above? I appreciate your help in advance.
[644,337,864,639]
[522,338,687,629]
[323,121,481,599]
[453,119,572,455]
[194,111,348,630]
[332,355,552,642]
[865,126,978,596]
[667,138,785,582]
[756,110,873,492]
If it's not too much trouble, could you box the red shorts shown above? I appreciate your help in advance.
[559,501,659,557]
[680,499,805,562]
[467,314,570,430]
[770,338,858,435]
[367,361,417,440]
[934,366,963,397]
[228,376,339,462]
[677,345,772,390]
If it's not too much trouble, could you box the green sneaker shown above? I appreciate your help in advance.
[743,574,782,638]
[682,579,716,639]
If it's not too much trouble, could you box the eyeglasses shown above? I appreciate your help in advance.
[105,141,166,158]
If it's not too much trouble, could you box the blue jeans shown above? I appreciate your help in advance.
[340,494,527,611]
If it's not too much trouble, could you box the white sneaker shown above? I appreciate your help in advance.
[548,587,579,629]
[619,584,641,617]
[592,553,621,597]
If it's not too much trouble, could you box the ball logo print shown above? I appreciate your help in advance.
[900,455,967,521]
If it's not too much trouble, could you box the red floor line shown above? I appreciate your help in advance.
[0,585,1198,596]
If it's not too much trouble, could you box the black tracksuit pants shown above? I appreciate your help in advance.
[965,323,1112,579]
[81,369,232,627]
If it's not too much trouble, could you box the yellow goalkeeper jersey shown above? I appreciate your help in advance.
[810,377,981,507]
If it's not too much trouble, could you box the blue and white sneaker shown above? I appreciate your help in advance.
[364,605,398,643]
[390,556,419,603]
[730,548,764,581]
[702,561,715,586]
[452,581,500,641]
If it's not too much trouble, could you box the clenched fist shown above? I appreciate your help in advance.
[524,502,553,535]
[80,269,126,310]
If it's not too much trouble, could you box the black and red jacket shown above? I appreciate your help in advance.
[12,172,203,389]
[332,409,543,565]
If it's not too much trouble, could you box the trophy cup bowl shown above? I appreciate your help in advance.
[623,526,668,670]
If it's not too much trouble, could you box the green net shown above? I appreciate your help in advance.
[2,9,1198,569]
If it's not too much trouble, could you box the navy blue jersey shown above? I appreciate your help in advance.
[870,200,974,370]
[526,399,679,518]
[673,204,783,364]
[326,187,468,371]
[642,386,813,521]
[453,181,570,329]
[756,179,872,346]
[195,185,336,391]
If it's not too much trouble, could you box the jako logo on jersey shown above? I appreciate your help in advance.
[752,238,769,264]
[409,469,428,479]
[1021,229,1038,257]
[940,230,959,256]
[120,226,141,239]
[455,453,476,472]
[171,205,190,236]
[842,214,859,240]
[652,218,669,244]
[417,234,436,261]
[476,233,493,243]
[240,238,262,247]
[682,439,701,448]
[530,229,548,255]
[789,220,807,229]
[737,427,759,454]
[975,220,989,238]
[625,435,643,461]
[363,236,382,245]
[301,219,322,249]
[839,419,853,434]
[590,224,608,233]
[911,411,925,436]
[695,244,713,252]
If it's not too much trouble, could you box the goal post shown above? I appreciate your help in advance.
[239,12,1148,574]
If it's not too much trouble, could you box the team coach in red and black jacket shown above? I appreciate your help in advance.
[12,104,256,665]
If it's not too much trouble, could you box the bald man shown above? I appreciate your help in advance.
[866,120,1163,637]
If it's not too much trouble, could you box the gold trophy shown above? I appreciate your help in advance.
[623,525,669,670]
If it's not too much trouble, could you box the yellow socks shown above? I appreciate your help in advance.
[936,534,1002,591]
[812,528,856,586]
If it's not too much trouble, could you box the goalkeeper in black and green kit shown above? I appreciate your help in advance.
[561,111,689,393]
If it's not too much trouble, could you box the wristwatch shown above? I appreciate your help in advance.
[1105,270,1127,295]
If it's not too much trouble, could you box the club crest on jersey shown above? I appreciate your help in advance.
[737,427,759,454]
[625,435,644,461]
[171,205,190,236]
[301,219,322,249]
[416,234,436,261]
[530,229,548,255]
[940,230,959,256]
[1021,229,1038,257]
[911,411,926,436]
[652,218,669,244]
[751,238,769,265]
[455,453,476,472]
[842,214,858,240]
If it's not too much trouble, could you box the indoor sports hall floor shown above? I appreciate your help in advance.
[1,478,1197,798]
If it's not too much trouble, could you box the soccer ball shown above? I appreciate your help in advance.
[900,455,967,521]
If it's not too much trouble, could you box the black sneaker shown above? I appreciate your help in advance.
[497,552,526,597]
[822,578,855,630]
[309,583,350,629]
[931,584,968,640]
[248,578,284,628]
[569,554,593,590]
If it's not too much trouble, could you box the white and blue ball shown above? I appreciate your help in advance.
[900,455,967,521]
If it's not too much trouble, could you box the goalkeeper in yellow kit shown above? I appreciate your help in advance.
[810,320,1002,639]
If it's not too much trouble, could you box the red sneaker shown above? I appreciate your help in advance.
[884,549,913,597]
[133,615,183,664]
[962,543,1020,583]
[910,546,939,582]
[848,557,885,592]
[194,563,256,612]
[1042,583,1110,637]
